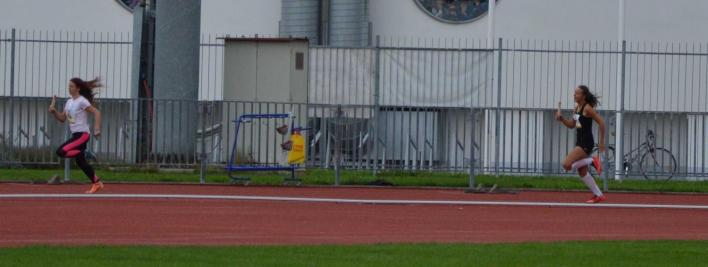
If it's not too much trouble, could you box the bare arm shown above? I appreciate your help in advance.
[48,96,67,123]
[586,106,606,151]
[86,106,102,137]
[555,102,575,128]
[558,116,575,129]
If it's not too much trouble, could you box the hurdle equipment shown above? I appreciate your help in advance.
[225,113,306,185]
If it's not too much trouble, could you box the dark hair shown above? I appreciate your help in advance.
[577,85,599,107]
[70,77,101,104]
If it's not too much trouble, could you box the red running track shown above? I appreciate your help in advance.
[1,183,707,247]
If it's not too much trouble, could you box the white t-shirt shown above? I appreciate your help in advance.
[65,96,92,133]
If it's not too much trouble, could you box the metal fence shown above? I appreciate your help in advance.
[0,29,133,99]
[1,28,707,183]
[0,29,229,100]
[1,97,706,181]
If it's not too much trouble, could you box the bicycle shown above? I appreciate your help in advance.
[591,129,677,181]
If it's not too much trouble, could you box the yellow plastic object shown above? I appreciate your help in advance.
[287,131,306,164]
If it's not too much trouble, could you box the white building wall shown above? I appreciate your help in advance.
[370,0,708,42]
[0,0,280,35]
[0,0,133,32]
[2,1,707,42]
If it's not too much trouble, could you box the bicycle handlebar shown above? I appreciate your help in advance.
[647,129,655,143]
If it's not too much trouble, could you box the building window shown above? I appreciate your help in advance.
[116,0,141,12]
[414,0,495,24]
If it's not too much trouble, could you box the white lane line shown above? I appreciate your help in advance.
[1,193,707,210]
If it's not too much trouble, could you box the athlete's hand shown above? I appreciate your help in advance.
[598,143,606,153]
[48,95,57,113]
[555,102,562,121]
[94,129,101,138]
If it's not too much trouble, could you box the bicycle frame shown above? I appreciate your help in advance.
[600,130,658,172]
[621,142,650,171]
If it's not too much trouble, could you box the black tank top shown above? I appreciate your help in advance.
[575,103,594,146]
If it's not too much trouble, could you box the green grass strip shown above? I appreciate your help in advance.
[1,241,707,267]
[2,168,707,193]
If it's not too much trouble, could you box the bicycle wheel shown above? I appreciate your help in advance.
[639,147,677,181]
[591,146,615,178]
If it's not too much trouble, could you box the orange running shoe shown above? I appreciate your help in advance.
[592,156,602,175]
[85,181,104,194]
[586,194,607,203]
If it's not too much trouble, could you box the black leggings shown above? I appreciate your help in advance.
[56,132,98,183]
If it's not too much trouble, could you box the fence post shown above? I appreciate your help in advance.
[334,106,343,185]
[64,160,72,182]
[8,29,16,158]
[613,40,626,183]
[199,101,208,184]
[602,111,610,192]
[64,126,72,182]
[468,108,476,188]
[372,35,381,176]
[495,38,503,177]
[9,28,15,97]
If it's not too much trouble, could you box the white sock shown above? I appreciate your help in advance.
[571,158,593,171]
[581,173,603,197]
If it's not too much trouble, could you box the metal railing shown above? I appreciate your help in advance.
[2,28,708,184]
[1,97,705,183]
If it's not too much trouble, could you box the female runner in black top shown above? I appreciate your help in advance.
[556,85,607,203]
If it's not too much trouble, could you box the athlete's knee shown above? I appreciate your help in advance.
[562,161,572,171]
[56,147,66,158]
